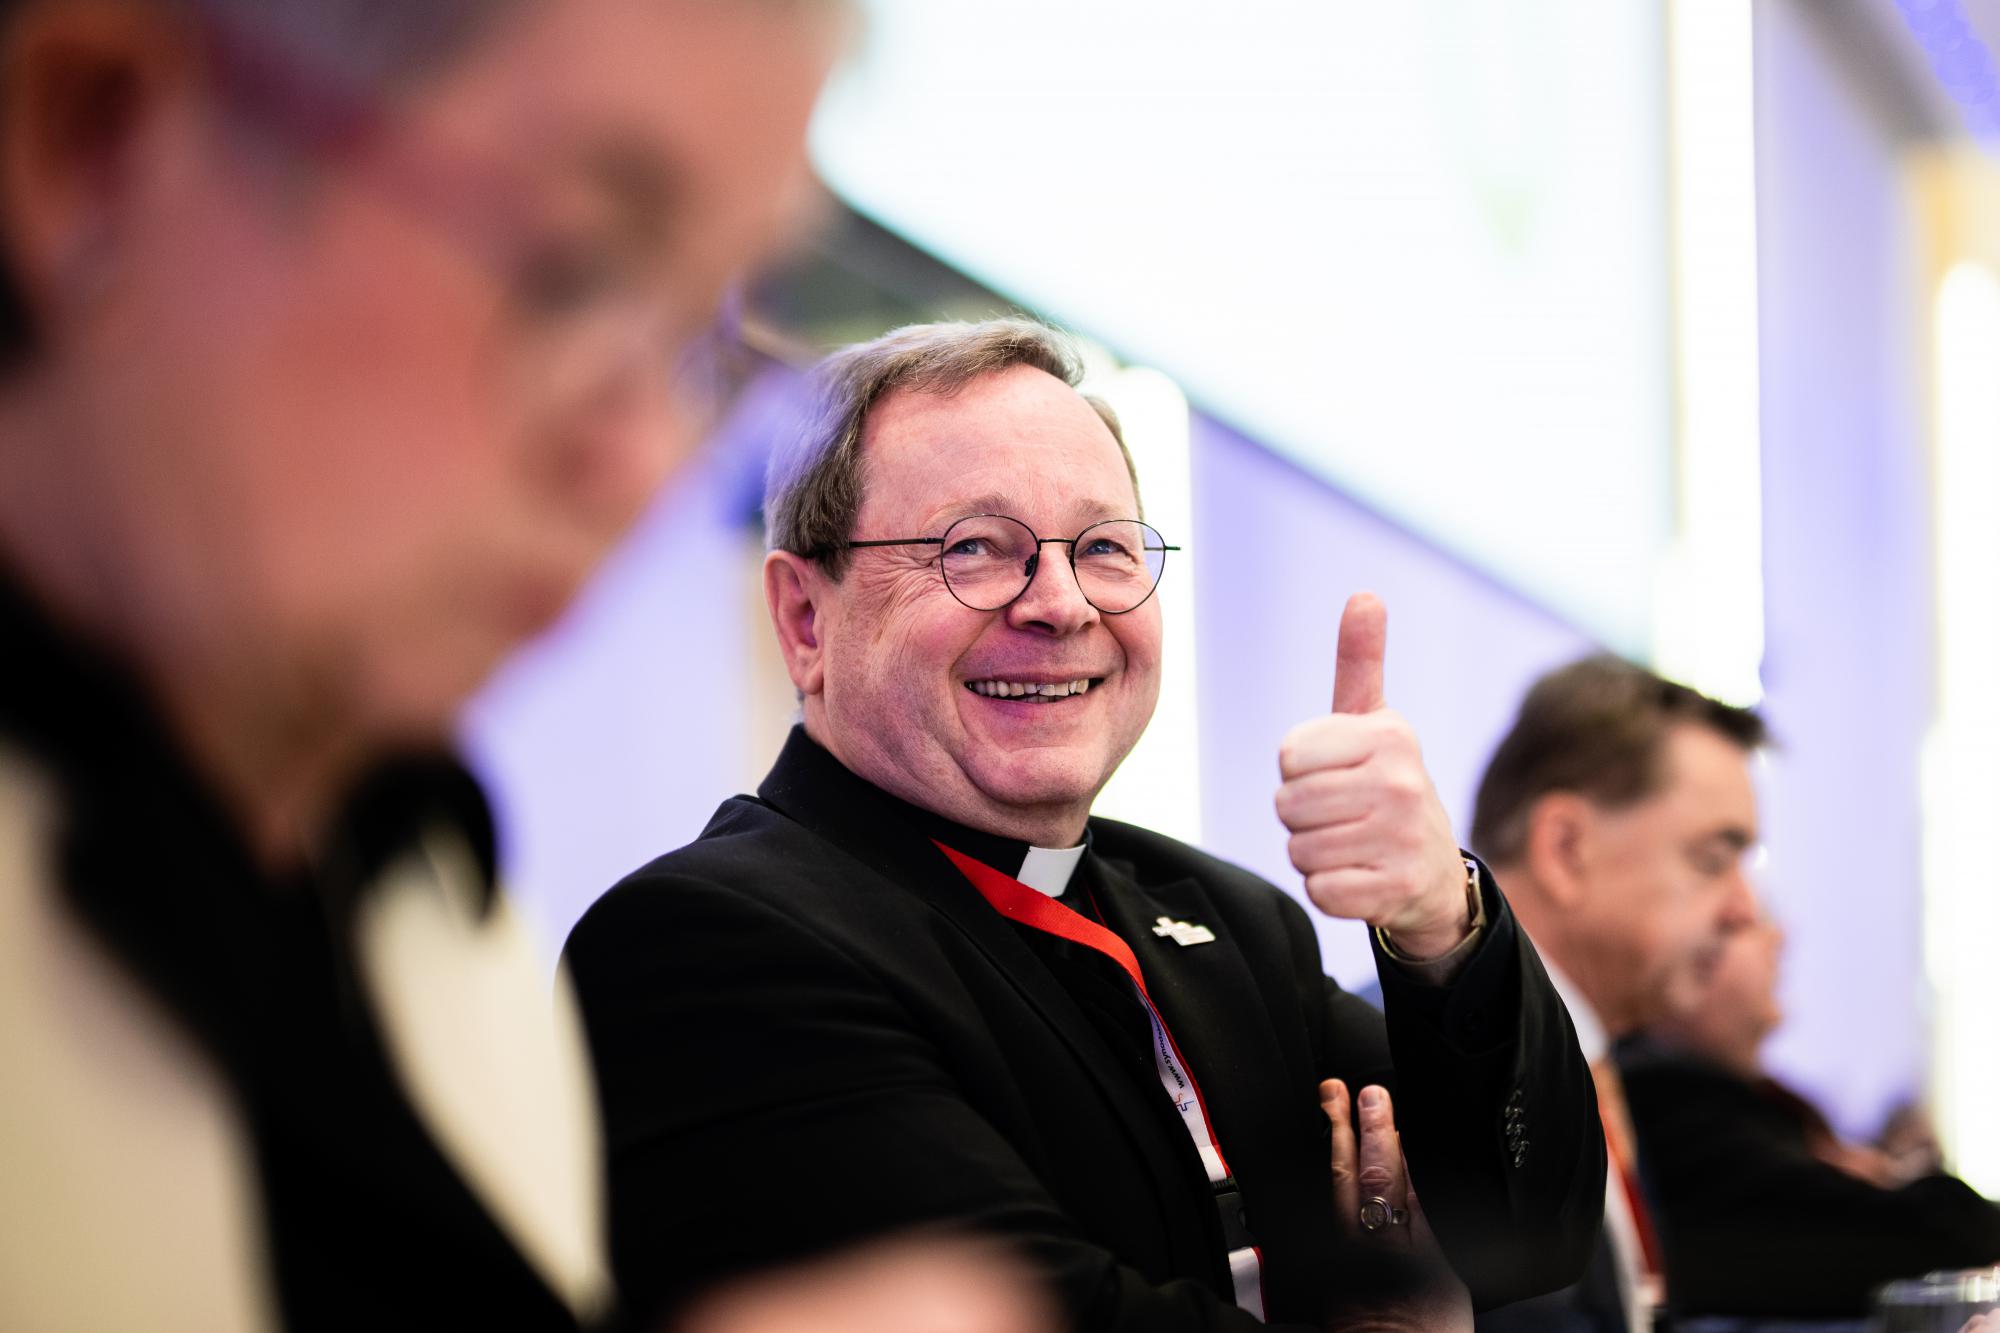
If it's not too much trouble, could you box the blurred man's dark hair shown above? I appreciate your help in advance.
[1471,653,1767,867]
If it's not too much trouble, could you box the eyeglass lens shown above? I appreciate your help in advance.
[939,515,1168,614]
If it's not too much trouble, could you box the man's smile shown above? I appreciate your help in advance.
[964,676,1101,701]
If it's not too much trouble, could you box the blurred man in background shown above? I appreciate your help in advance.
[1467,655,1765,1333]
[566,318,1604,1332]
[1623,910,2000,1321]
[0,1,875,1328]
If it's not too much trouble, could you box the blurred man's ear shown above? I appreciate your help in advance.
[0,0,190,345]
[764,550,826,698]
[1523,791,1594,909]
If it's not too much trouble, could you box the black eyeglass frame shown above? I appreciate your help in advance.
[830,514,1182,615]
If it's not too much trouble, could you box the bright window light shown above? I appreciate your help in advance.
[1653,0,1765,707]
[1925,261,2000,1196]
[812,0,1673,655]
[1088,365,1201,844]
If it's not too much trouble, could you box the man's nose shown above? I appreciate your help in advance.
[1006,543,1098,635]
[1720,871,1759,928]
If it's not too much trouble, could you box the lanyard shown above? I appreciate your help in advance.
[936,842,1267,1320]
[1594,1069,1667,1318]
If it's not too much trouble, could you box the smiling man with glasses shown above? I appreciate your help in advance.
[565,317,1606,1332]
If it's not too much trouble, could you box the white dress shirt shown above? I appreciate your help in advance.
[1544,961,1657,1333]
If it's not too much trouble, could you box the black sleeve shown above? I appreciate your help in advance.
[1335,863,1606,1309]
[1624,1061,2000,1319]
[566,873,1316,1333]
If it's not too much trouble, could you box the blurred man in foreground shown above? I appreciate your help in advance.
[1468,655,1765,1333]
[0,1,861,1328]
[1622,912,2000,1320]
[566,318,1604,1331]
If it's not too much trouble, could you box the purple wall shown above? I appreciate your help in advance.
[1750,0,1932,1135]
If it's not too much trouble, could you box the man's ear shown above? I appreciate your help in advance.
[764,549,827,698]
[1523,792,1594,909]
[0,0,191,337]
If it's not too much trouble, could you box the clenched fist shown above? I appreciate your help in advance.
[1275,594,1473,962]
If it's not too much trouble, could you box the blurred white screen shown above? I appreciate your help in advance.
[812,0,1673,651]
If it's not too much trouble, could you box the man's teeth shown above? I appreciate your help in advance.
[966,679,1095,699]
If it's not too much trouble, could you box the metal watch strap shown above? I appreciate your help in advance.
[1374,856,1486,966]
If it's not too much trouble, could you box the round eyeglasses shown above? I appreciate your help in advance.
[839,514,1179,614]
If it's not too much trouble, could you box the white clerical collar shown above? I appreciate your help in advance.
[1015,843,1088,898]
[1542,960,1609,1064]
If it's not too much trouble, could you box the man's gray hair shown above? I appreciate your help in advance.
[765,317,1141,579]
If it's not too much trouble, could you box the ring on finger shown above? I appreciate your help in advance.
[1357,1196,1409,1232]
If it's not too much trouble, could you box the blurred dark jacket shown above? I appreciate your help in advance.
[1620,1042,2000,1320]
[0,573,610,1331]
[1473,1227,1629,1333]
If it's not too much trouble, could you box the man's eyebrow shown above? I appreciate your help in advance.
[924,493,1014,526]
[1071,499,1127,524]
[1709,827,1756,852]
[922,494,1129,530]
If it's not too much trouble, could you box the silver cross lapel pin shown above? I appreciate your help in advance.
[1151,915,1216,947]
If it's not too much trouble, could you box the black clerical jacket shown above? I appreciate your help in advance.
[566,728,1604,1330]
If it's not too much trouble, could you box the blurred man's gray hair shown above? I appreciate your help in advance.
[187,1,528,84]
[0,0,530,367]
[765,317,1140,579]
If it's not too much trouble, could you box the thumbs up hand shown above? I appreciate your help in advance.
[1275,594,1473,961]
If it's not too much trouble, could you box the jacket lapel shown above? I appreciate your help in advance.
[1086,856,1310,1173]
[752,730,1206,1192]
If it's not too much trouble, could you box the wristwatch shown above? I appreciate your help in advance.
[1374,855,1487,981]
